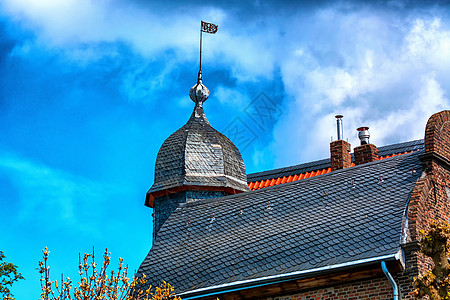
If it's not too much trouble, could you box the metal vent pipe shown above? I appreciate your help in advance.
[357,127,370,145]
[335,115,343,140]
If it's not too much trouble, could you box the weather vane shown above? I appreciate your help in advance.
[190,21,218,105]
[198,20,218,77]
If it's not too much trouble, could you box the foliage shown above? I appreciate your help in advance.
[414,220,450,300]
[38,248,181,300]
[0,251,24,300]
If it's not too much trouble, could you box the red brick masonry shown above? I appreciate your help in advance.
[267,277,392,300]
[354,144,379,166]
[330,140,352,171]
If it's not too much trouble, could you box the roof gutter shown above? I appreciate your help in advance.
[179,251,402,300]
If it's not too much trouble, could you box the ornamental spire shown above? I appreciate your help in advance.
[189,21,218,107]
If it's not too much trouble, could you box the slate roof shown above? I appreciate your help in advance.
[247,139,424,183]
[149,104,250,195]
[138,148,423,296]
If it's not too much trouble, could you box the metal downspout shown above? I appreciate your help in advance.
[381,261,399,300]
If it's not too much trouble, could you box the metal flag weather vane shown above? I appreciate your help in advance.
[199,20,218,76]
[190,21,218,106]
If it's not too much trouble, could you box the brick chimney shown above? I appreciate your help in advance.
[330,115,351,171]
[354,127,379,165]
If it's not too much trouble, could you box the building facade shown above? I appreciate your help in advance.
[137,73,450,299]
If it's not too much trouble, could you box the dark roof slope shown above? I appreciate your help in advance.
[138,149,423,295]
[247,139,424,182]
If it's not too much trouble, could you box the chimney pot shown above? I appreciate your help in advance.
[330,114,351,171]
[357,126,370,145]
[335,115,344,141]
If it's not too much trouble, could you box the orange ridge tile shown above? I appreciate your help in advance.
[247,150,414,191]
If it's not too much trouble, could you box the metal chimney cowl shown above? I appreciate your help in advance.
[357,127,370,145]
[335,115,343,141]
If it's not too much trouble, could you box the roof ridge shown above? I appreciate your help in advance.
[247,139,424,182]
[248,149,423,192]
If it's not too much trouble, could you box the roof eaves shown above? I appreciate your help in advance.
[178,250,402,299]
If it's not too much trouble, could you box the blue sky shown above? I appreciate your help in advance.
[1,0,449,298]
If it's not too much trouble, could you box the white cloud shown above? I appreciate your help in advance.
[370,73,449,143]
[214,85,250,107]
[1,0,199,56]
[0,149,122,232]
[0,0,277,81]
[2,1,450,170]
[271,14,450,167]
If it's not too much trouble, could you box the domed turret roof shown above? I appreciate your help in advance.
[146,72,250,205]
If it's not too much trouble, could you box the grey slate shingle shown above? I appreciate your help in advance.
[138,149,423,294]
[150,104,250,194]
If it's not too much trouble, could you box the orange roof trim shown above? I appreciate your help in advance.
[248,151,414,191]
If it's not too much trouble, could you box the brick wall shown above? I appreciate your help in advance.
[396,243,423,300]
[267,277,392,300]
[407,110,450,247]
[330,140,351,171]
[409,161,450,277]
[401,110,450,298]
[354,144,379,166]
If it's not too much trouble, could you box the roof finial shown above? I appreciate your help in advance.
[189,73,209,105]
[189,21,218,106]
